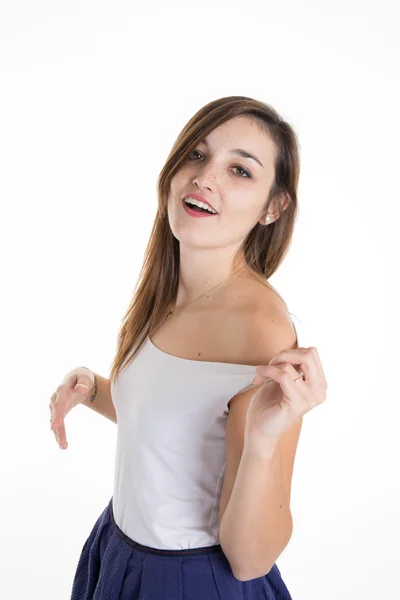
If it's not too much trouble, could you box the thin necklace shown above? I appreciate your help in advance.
[165,266,247,321]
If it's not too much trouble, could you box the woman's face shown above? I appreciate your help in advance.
[167,115,278,251]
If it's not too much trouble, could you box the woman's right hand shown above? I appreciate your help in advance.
[49,366,95,450]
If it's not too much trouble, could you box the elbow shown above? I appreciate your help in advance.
[231,562,275,583]
[225,527,293,582]
[222,548,274,582]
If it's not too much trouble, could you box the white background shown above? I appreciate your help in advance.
[1,1,399,598]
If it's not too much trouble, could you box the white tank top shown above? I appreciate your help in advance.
[111,313,306,550]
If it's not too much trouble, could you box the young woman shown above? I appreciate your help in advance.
[50,95,327,599]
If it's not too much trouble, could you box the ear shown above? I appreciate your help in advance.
[259,192,291,226]
[280,192,291,212]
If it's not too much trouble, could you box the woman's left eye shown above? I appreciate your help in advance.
[188,150,252,179]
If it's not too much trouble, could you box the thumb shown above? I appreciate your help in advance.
[75,372,93,391]
[75,381,89,390]
[72,367,94,400]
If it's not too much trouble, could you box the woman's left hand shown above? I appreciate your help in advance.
[244,346,327,447]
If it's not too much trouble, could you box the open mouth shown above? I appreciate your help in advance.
[182,199,217,215]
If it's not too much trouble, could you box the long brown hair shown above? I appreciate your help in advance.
[108,96,301,384]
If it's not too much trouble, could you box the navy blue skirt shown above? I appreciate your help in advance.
[70,497,293,599]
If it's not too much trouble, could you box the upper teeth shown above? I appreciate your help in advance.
[185,197,217,214]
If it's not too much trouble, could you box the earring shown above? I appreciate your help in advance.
[265,215,271,223]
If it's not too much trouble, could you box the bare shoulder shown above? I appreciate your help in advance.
[249,279,297,351]
[225,275,297,366]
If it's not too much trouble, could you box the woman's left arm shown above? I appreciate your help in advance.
[219,329,327,581]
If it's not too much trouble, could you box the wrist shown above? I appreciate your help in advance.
[79,367,98,404]
[88,374,98,403]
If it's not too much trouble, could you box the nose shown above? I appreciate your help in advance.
[193,177,212,193]
[192,168,217,192]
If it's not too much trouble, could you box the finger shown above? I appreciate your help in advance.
[252,364,282,386]
[50,395,67,429]
[51,418,67,448]
[253,362,305,386]
[268,361,305,381]
[52,425,61,445]
[254,365,312,411]
[75,381,89,391]
[50,398,63,429]
[308,347,328,386]
[49,393,58,428]
[56,419,68,449]
[269,348,317,382]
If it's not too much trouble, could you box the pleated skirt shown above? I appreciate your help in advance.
[70,497,293,600]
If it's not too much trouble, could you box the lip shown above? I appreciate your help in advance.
[182,193,218,214]
[182,202,217,219]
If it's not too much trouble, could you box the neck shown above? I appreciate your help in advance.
[175,246,248,308]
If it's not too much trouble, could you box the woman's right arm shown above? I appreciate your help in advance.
[50,367,117,450]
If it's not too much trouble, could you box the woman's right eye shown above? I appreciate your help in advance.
[188,150,202,160]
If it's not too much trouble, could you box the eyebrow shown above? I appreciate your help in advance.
[199,138,264,169]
